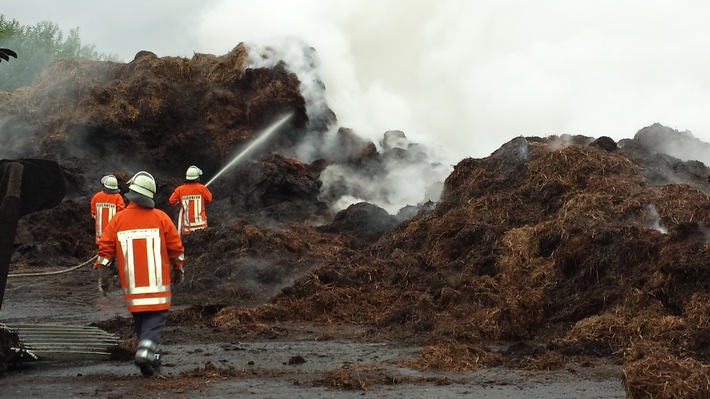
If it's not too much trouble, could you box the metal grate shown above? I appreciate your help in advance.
[2,323,120,360]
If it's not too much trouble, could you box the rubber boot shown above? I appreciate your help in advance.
[135,339,158,377]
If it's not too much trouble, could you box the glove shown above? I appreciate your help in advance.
[97,266,112,294]
[172,268,185,285]
[93,256,111,270]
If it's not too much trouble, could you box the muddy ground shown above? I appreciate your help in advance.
[0,266,624,398]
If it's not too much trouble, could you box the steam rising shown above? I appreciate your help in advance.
[245,39,451,214]
[644,204,667,234]
[5,0,710,163]
[5,0,710,213]
[191,0,710,163]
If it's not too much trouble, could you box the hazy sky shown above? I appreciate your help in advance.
[3,0,710,164]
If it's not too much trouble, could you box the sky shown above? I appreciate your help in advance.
[3,0,710,211]
[3,0,710,162]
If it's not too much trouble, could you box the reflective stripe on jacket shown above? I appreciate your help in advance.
[98,202,184,313]
[90,191,125,243]
[169,182,213,235]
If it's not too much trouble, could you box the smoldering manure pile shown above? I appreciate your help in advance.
[207,134,710,398]
[1,44,710,397]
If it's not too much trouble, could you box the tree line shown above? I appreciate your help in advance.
[0,15,117,91]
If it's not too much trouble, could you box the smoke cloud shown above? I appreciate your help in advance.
[5,0,710,161]
[643,204,667,234]
[4,0,710,212]
[190,0,710,163]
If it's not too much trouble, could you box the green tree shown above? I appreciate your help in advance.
[0,15,118,91]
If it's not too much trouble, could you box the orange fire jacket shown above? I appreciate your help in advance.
[90,191,126,244]
[97,203,185,313]
[169,182,213,235]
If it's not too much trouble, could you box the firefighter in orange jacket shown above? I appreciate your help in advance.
[169,165,213,235]
[90,175,125,244]
[94,171,185,377]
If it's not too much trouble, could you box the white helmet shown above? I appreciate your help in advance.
[101,175,119,191]
[126,171,156,208]
[186,165,202,181]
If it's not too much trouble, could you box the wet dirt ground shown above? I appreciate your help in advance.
[0,265,626,398]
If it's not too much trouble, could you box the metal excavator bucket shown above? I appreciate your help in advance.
[0,159,66,309]
[0,160,119,367]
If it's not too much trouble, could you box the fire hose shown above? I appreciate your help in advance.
[7,255,98,278]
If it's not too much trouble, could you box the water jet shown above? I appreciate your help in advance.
[206,112,293,187]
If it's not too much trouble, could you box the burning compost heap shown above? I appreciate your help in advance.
[1,43,710,398]
[205,132,710,398]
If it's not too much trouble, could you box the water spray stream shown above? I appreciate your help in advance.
[177,112,293,233]
[206,112,293,187]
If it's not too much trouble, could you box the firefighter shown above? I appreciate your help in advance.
[169,165,213,235]
[94,171,185,377]
[90,175,125,245]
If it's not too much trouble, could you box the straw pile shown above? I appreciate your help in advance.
[3,42,710,396]
[207,134,710,397]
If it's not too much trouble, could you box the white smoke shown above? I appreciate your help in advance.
[191,0,710,164]
[246,38,331,132]
[644,204,667,234]
[6,0,710,212]
[194,0,461,163]
[243,36,451,214]
[6,0,710,161]
[320,158,449,215]
[0,117,35,158]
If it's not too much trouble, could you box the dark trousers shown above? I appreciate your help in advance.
[132,310,169,344]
